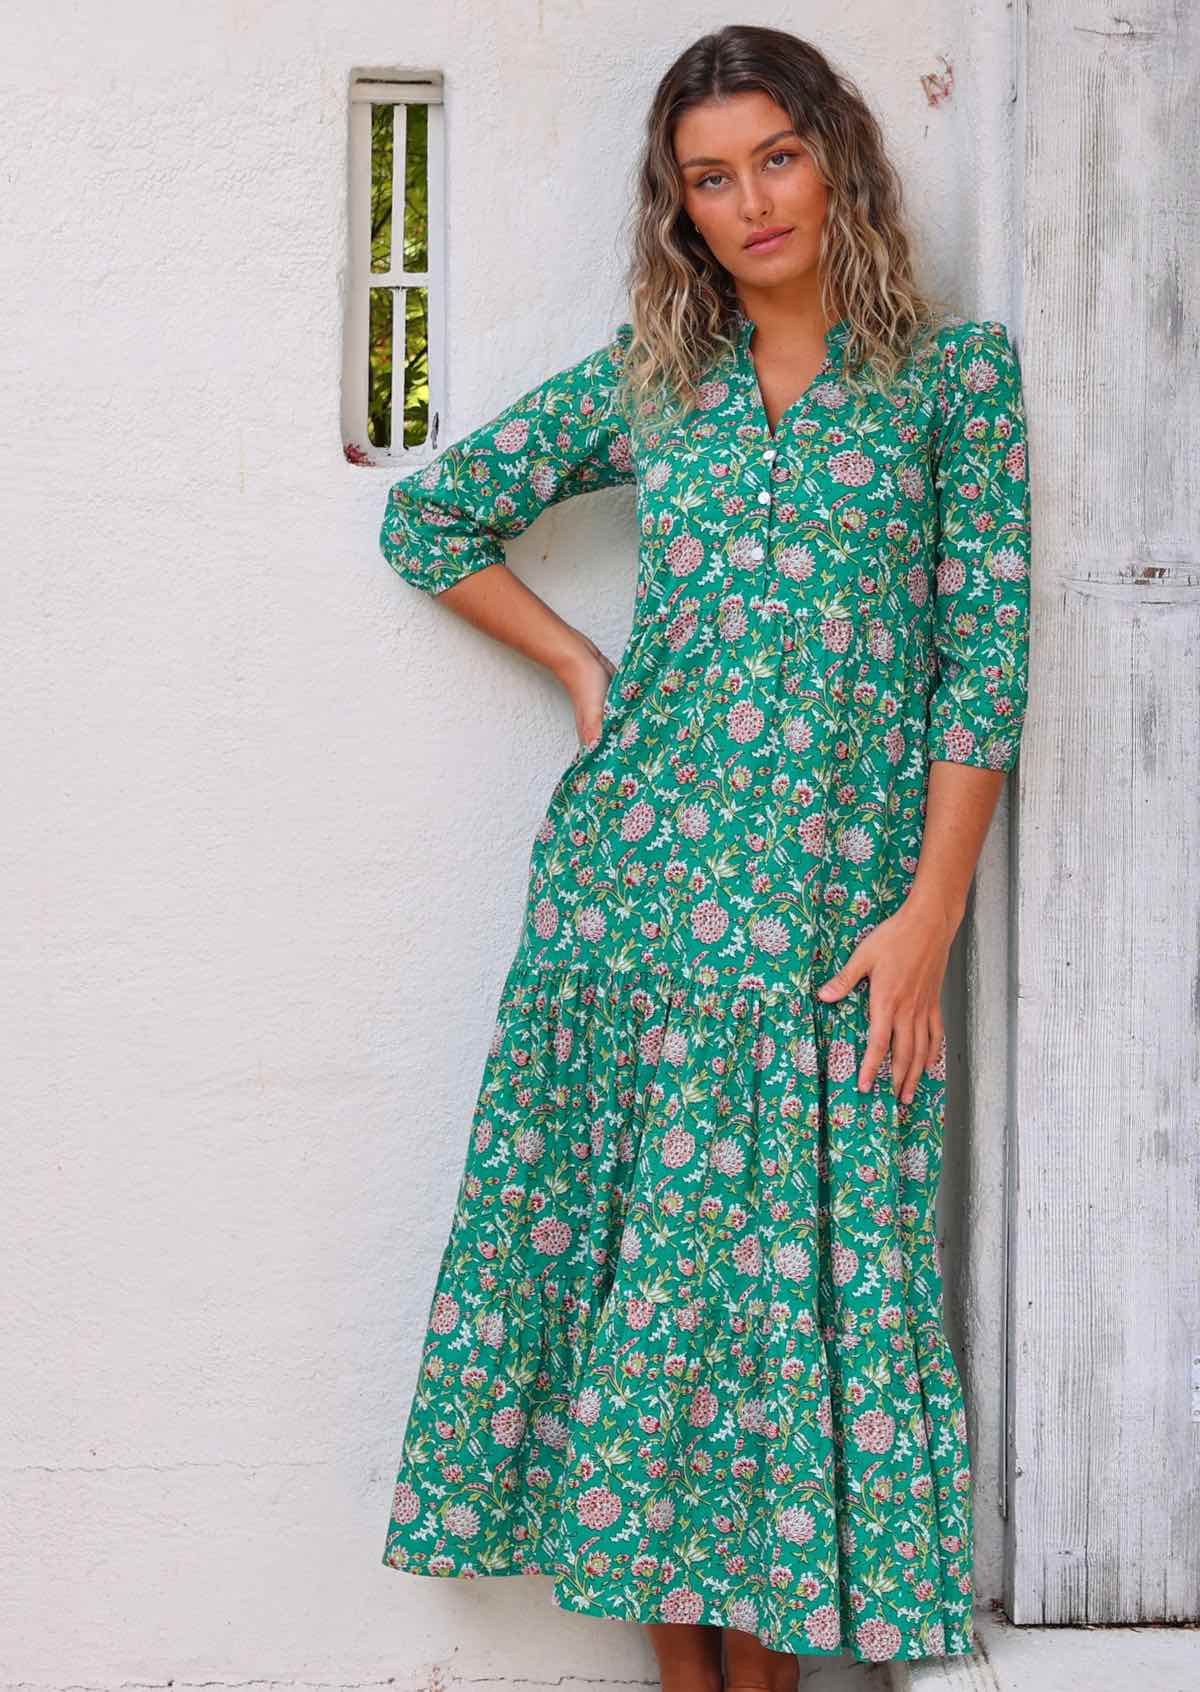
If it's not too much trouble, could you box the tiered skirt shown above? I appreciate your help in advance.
[381,955,974,1664]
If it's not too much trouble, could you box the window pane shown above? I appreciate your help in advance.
[369,103,393,274]
[368,286,393,448]
[404,287,429,448]
[403,101,428,274]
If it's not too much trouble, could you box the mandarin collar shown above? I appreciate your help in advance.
[732,305,850,351]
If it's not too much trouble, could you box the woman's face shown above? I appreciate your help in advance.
[673,90,830,301]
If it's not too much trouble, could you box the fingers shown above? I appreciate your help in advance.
[856,1002,891,1093]
[575,674,614,749]
[928,1013,946,1072]
[815,956,867,1003]
[890,1021,915,1093]
[856,1002,937,1103]
[818,942,944,1105]
[579,695,610,747]
[899,1025,930,1104]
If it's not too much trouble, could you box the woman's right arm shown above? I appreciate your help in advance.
[434,564,618,749]
[378,323,637,744]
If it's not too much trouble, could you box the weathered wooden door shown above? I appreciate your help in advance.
[1007,0,1200,1627]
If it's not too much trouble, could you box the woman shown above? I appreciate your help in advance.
[378,23,1030,1688]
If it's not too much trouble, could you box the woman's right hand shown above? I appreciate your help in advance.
[433,570,619,752]
[557,630,616,752]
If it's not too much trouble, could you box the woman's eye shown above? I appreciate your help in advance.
[695,152,794,189]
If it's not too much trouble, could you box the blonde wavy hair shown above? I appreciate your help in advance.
[612,24,955,422]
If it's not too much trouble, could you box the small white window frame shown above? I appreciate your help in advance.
[344,69,445,467]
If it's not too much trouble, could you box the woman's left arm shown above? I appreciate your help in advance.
[828,760,1004,1102]
[816,319,1032,1101]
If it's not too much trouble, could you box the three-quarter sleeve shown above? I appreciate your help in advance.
[925,318,1031,772]
[379,321,637,596]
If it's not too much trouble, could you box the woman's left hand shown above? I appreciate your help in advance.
[814,895,962,1103]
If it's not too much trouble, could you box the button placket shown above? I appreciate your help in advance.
[749,431,775,610]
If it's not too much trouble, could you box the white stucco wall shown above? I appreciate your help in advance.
[2,3,1023,1685]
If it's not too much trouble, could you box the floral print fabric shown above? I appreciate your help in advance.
[377,310,1031,1663]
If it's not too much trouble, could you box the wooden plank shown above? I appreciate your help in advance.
[1010,0,1200,1625]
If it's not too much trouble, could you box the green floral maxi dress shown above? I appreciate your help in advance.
[377,309,1030,1664]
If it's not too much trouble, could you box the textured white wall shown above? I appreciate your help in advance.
[1,3,1022,1685]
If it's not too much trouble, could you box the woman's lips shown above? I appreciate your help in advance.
[744,228,793,254]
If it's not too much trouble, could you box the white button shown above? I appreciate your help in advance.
[763,448,776,462]
[757,490,771,504]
